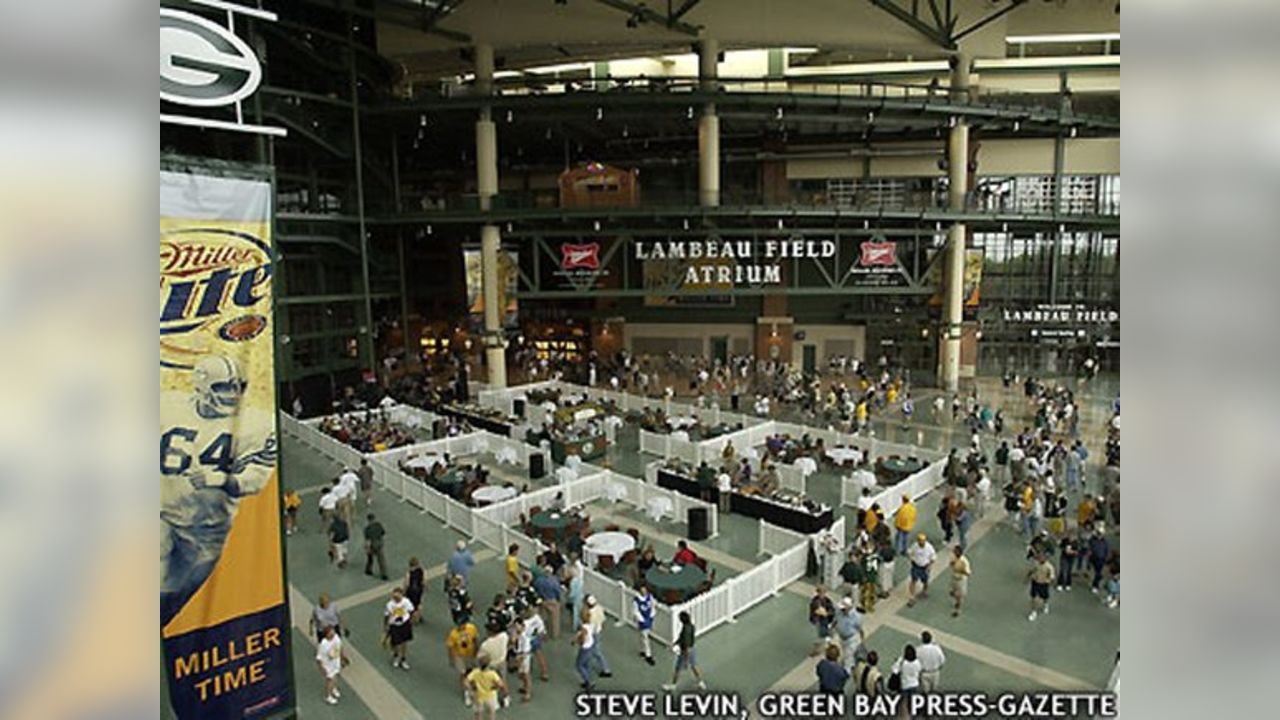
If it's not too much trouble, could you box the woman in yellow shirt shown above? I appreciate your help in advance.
[447,620,479,699]
[505,544,520,594]
[466,654,507,720]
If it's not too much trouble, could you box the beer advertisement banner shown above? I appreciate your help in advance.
[160,168,292,718]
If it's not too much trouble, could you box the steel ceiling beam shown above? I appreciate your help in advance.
[669,0,704,24]
[592,0,701,37]
[867,0,954,50]
[953,0,1028,43]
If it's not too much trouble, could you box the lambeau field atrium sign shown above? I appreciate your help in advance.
[634,238,836,285]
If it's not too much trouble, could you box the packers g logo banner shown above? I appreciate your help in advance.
[160,169,293,719]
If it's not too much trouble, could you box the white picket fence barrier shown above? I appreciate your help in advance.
[865,459,949,518]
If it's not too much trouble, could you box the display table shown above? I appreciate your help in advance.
[645,563,707,603]
[657,469,834,534]
[584,531,636,566]
[529,510,576,542]
[879,457,924,481]
[472,485,518,505]
[550,434,608,464]
[405,454,446,472]
[825,447,864,466]
[439,404,514,437]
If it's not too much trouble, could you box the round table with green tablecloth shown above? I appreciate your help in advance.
[529,510,577,543]
[879,457,925,482]
[645,563,707,604]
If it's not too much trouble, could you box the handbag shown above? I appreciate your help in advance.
[887,671,901,693]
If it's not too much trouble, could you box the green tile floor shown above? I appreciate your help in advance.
[280,375,1119,718]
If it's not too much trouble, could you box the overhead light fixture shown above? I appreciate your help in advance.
[595,107,603,121]
[1013,120,1021,132]
[419,114,427,126]
[506,109,513,123]
[1006,32,1120,44]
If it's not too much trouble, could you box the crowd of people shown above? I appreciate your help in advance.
[319,409,417,453]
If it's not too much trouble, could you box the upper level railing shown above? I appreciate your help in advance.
[422,74,1115,125]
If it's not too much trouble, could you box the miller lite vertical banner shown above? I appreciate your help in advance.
[160,167,292,718]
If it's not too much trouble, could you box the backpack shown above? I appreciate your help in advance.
[887,671,901,692]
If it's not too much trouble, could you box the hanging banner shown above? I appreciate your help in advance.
[160,167,292,719]
[926,247,984,318]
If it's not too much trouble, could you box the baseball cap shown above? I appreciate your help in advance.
[839,596,854,609]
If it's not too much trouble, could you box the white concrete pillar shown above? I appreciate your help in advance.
[475,43,506,387]
[938,55,972,393]
[481,224,507,388]
[698,37,720,207]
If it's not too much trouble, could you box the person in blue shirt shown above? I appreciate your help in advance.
[833,596,865,671]
[448,540,476,585]
[532,563,563,639]
[816,644,850,696]
[634,583,656,666]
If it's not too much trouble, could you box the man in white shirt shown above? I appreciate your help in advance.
[318,487,338,526]
[716,472,733,514]
[974,469,992,519]
[916,630,946,692]
[852,467,878,494]
[906,534,937,608]
[336,469,360,524]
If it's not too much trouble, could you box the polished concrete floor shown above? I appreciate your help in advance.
[280,374,1119,718]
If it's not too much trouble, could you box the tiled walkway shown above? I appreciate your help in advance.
[280,374,1119,718]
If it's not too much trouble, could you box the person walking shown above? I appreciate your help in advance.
[1027,553,1055,622]
[584,595,613,679]
[447,617,480,705]
[891,645,923,702]
[532,563,563,639]
[663,611,706,691]
[310,592,343,642]
[384,587,415,669]
[505,544,521,595]
[1057,530,1079,591]
[808,585,836,656]
[877,537,897,599]
[328,513,350,570]
[315,624,349,706]
[948,545,972,618]
[634,582,657,666]
[572,610,599,691]
[357,458,375,507]
[917,631,946,692]
[363,513,388,580]
[466,654,508,720]
[852,650,885,698]
[1086,527,1111,594]
[448,573,475,625]
[519,606,550,684]
[283,489,301,536]
[833,596,865,672]
[449,540,477,586]
[477,626,511,709]
[893,495,917,555]
[405,557,426,624]
[906,534,936,608]
[859,547,880,614]
[566,560,585,631]
[816,644,851,697]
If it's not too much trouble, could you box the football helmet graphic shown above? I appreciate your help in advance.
[192,354,247,415]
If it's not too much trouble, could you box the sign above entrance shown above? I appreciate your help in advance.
[160,1,286,137]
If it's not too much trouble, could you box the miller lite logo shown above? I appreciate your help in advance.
[859,241,897,267]
[561,243,600,270]
[160,227,273,368]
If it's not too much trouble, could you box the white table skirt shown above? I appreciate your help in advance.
[584,531,636,565]
[472,485,518,504]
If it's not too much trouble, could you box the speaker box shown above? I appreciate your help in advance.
[529,452,547,480]
[687,507,710,541]
[513,398,526,418]
[432,419,446,440]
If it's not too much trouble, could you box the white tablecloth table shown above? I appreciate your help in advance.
[825,447,864,465]
[671,430,690,442]
[495,446,520,465]
[667,416,697,429]
[405,454,445,471]
[795,457,818,477]
[605,482,628,503]
[471,485,518,505]
[646,496,674,522]
[584,531,636,565]
[555,467,578,483]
